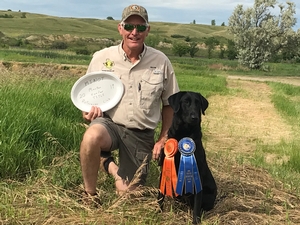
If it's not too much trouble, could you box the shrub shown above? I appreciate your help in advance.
[51,41,68,50]
[171,34,185,39]
[75,48,91,55]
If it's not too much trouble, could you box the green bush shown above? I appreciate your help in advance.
[171,34,185,39]
[75,48,91,55]
[51,41,68,50]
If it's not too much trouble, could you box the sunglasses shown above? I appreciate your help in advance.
[121,23,148,32]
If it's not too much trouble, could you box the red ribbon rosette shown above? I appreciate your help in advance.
[159,138,179,197]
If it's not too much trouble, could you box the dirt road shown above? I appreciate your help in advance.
[227,75,300,86]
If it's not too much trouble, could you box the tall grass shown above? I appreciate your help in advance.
[0,75,84,181]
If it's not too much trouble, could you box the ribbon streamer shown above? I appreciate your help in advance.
[176,137,202,195]
[159,138,179,197]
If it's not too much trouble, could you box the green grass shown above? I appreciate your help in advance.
[0,75,83,179]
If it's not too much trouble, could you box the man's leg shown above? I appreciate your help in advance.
[80,124,112,194]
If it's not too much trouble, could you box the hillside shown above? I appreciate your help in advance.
[0,10,231,42]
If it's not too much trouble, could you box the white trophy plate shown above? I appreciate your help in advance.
[71,71,124,112]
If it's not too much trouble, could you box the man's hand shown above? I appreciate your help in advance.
[82,106,103,122]
[152,137,166,161]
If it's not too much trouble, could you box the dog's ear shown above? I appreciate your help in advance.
[198,93,209,115]
[168,91,186,113]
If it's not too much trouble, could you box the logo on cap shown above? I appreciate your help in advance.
[130,5,140,11]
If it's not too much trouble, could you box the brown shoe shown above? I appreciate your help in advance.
[81,191,102,208]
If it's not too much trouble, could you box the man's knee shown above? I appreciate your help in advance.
[81,124,111,150]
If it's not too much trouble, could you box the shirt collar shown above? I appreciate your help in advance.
[119,41,147,61]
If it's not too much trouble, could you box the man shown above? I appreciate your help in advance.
[80,4,179,204]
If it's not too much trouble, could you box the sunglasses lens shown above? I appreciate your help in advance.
[123,24,147,32]
[136,25,147,32]
[124,24,135,31]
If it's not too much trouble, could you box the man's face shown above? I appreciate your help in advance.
[118,15,150,51]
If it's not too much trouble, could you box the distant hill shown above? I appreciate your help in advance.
[0,10,232,43]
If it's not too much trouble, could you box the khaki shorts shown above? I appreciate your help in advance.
[90,116,155,184]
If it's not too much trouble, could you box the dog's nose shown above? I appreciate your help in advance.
[190,114,199,121]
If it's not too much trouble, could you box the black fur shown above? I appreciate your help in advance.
[158,91,217,224]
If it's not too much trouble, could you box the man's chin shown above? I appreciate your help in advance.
[128,42,142,48]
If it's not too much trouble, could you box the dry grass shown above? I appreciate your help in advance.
[1,153,299,224]
[1,64,300,224]
[0,61,86,80]
[205,80,294,154]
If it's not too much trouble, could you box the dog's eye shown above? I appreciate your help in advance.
[182,99,190,105]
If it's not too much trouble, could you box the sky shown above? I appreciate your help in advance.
[0,0,299,30]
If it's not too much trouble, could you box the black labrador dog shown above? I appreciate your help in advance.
[158,91,217,224]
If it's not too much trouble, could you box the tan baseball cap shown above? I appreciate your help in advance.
[121,4,149,23]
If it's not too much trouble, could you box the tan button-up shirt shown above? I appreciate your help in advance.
[86,43,179,130]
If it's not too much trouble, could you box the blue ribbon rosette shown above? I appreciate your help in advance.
[175,137,202,195]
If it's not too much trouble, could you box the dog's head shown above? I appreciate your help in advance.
[168,91,208,125]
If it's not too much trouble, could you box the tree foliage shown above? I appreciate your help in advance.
[172,42,189,57]
[106,16,114,20]
[204,37,219,58]
[188,42,199,58]
[228,0,297,69]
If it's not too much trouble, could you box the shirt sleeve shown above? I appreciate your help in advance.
[161,58,180,106]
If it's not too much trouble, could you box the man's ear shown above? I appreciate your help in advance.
[168,91,186,113]
[118,23,123,35]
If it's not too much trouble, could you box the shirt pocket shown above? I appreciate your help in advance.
[139,72,164,111]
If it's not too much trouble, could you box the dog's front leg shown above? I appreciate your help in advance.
[193,191,203,224]
[157,191,165,210]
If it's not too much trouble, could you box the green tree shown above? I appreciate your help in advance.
[219,43,226,59]
[228,0,297,69]
[172,42,189,57]
[107,16,114,20]
[226,39,237,60]
[188,42,199,58]
[204,37,219,58]
[211,19,216,26]
[145,32,160,48]
[279,30,300,62]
